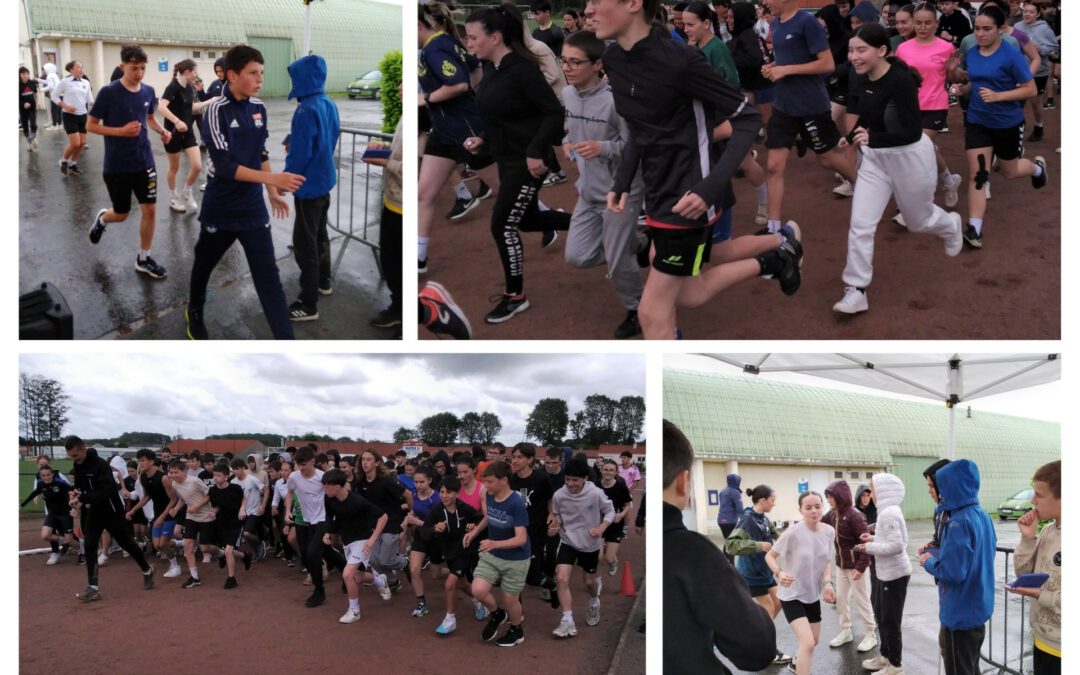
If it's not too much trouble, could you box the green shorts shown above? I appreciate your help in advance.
[473,551,530,596]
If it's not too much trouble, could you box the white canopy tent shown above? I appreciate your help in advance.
[696,353,1061,459]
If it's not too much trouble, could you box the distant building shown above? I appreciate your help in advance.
[167,439,267,458]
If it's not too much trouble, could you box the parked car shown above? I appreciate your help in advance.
[347,70,382,100]
[997,488,1034,520]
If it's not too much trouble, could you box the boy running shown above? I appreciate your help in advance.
[126,448,181,578]
[186,44,305,340]
[86,44,170,280]
[208,463,253,588]
[322,469,389,623]
[421,475,486,634]
[509,443,558,600]
[230,457,268,560]
[285,446,347,607]
[550,457,615,637]
[166,459,224,588]
[19,464,77,564]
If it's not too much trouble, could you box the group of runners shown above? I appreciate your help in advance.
[20,41,404,339]
[417,0,1060,339]
[22,437,641,646]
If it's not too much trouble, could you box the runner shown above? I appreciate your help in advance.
[208,462,253,589]
[596,458,632,577]
[19,464,77,564]
[890,4,915,52]
[508,443,558,598]
[166,459,224,589]
[353,448,412,593]
[405,465,442,617]
[322,468,389,623]
[421,475,486,634]
[1019,2,1057,142]
[19,67,39,151]
[285,446,346,607]
[230,457,268,559]
[85,44,170,280]
[540,447,565,593]
[50,60,94,176]
[127,448,182,578]
[158,59,217,213]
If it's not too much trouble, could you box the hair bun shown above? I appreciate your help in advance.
[745,488,754,497]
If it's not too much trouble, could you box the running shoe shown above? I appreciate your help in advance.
[787,659,799,673]
[184,188,198,212]
[288,301,319,322]
[475,181,493,200]
[482,608,508,641]
[863,655,890,670]
[69,162,83,175]
[1044,98,1056,110]
[370,307,402,328]
[76,586,102,602]
[542,230,559,249]
[945,212,963,257]
[474,599,488,621]
[460,166,477,181]
[496,624,524,647]
[942,172,962,208]
[552,617,578,638]
[77,554,86,565]
[420,281,472,339]
[199,183,207,192]
[241,552,252,571]
[339,607,362,623]
[98,553,108,567]
[754,203,768,227]
[1028,125,1044,143]
[421,558,431,571]
[636,209,647,227]
[772,651,793,665]
[608,561,618,577]
[286,557,296,568]
[436,615,457,635]
[539,588,551,601]
[613,311,641,340]
[181,576,201,589]
[418,257,428,274]
[832,179,854,198]
[776,221,803,296]
[586,604,600,626]
[142,564,155,590]
[135,256,167,279]
[185,308,208,340]
[305,590,326,607]
[1032,156,1048,190]
[224,577,238,590]
[412,601,430,617]
[89,208,108,244]
[169,197,187,213]
[60,543,70,556]
[164,562,183,578]
[963,224,982,249]
[832,286,868,314]
[377,574,392,601]
[46,552,61,565]
[218,552,227,569]
[485,293,530,324]
[446,196,479,221]
[857,633,879,652]
[541,171,567,187]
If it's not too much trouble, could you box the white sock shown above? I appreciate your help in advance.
[767,219,781,233]
[970,218,983,235]
[418,237,429,261]
[349,597,359,611]
[374,573,387,590]
[589,596,600,607]
[756,182,768,206]
[453,181,471,200]
[139,249,150,260]
[1034,163,1044,177]
[940,170,952,182]
[190,567,199,580]
[445,612,455,620]
[538,199,550,212]
[563,610,573,621]
[473,598,483,608]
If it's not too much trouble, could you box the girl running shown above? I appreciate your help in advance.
[597,459,633,577]
[890,4,915,52]
[950,5,1046,250]
[455,456,486,513]
[1019,2,1058,142]
[464,5,571,324]
[724,484,792,666]
[405,465,442,617]
[50,60,94,176]
[832,23,964,315]
[159,60,218,213]
[766,491,837,675]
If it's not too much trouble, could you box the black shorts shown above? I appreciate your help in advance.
[183,518,215,545]
[556,544,600,574]
[241,514,261,535]
[104,167,158,214]
[921,110,949,132]
[965,121,1025,161]
[129,508,148,526]
[419,105,432,133]
[766,108,841,154]
[164,128,198,153]
[410,533,444,563]
[1034,75,1049,96]
[424,132,494,171]
[748,581,777,598]
[219,521,243,548]
[62,112,87,135]
[43,513,74,535]
[602,522,626,544]
[445,552,478,581]
[650,225,713,277]
[781,599,822,624]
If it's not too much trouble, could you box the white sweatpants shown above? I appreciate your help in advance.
[842,134,956,289]
[837,567,877,632]
[564,194,645,311]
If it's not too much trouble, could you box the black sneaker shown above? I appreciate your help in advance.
[77,554,86,565]
[541,230,559,249]
[1032,156,1047,189]
[1044,98,1056,110]
[89,209,108,244]
[496,624,524,647]
[482,608,508,641]
[135,256,167,280]
[224,576,238,589]
[305,589,326,607]
[68,163,83,176]
[963,224,983,249]
[60,160,69,176]
[218,553,226,569]
[185,308,209,340]
[614,310,641,339]
[388,578,402,593]
[243,552,252,571]
[288,301,319,322]
[181,576,201,589]
[541,171,567,187]
[418,258,428,274]
[475,181,493,200]
[485,293,530,324]
[1029,125,1044,143]
[446,196,479,221]
[772,650,792,665]
[776,221,803,296]
[420,281,472,339]
[142,564,155,590]
[370,307,402,328]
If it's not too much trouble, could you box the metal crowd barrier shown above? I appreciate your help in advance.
[330,127,393,278]
[979,544,1030,675]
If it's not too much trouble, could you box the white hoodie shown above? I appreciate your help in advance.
[864,473,912,581]
[41,63,59,96]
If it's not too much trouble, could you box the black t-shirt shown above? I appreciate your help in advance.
[532,23,566,58]
[209,483,244,527]
[161,79,195,130]
[509,469,554,533]
[600,478,633,515]
[546,469,565,493]
[846,65,922,148]
[139,469,171,517]
[325,491,385,544]
[198,469,215,491]
[352,475,407,534]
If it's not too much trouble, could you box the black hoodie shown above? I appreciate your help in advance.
[474,51,565,162]
[729,2,772,91]
[73,448,125,517]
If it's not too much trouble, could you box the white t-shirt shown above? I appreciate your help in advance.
[773,521,836,604]
[286,469,326,524]
[232,474,265,514]
[273,479,289,509]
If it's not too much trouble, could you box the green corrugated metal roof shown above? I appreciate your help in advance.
[664,369,1060,466]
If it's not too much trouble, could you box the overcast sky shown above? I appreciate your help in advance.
[20,353,646,444]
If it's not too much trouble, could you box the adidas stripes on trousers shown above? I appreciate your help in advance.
[842,134,956,290]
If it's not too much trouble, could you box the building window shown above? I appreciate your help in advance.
[866,472,873,479]
[849,471,859,480]
[193,50,201,59]
[208,51,216,58]
[834,471,843,479]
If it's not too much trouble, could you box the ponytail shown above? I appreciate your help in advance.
[886,54,923,88]
[685,1,720,36]
[173,58,197,80]
[466,4,537,64]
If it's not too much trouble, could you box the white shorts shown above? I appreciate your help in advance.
[344,539,372,567]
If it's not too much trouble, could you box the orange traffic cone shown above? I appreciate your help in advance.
[618,561,637,597]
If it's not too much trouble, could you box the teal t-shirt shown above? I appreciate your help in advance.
[700,36,740,89]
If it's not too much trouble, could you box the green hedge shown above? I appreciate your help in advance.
[380,49,403,134]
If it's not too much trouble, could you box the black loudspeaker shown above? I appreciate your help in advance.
[20,282,74,339]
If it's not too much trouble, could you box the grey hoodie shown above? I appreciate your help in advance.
[561,80,642,204]
[1022,19,1058,77]
[552,480,615,553]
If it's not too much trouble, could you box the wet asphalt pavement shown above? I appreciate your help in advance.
[18,96,397,340]
[713,518,1037,675]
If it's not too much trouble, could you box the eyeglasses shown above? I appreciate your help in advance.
[559,56,593,68]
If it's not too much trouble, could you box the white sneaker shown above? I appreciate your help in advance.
[944,212,963,257]
[164,563,183,578]
[608,561,618,577]
[339,608,362,624]
[47,552,61,565]
[97,553,108,567]
[829,628,854,647]
[863,655,890,670]
[587,603,600,626]
[199,183,206,192]
[833,180,854,198]
[552,617,578,638]
[184,189,198,211]
[892,211,907,228]
[435,615,457,635]
[754,204,768,226]
[857,633,879,652]
[943,172,962,208]
[169,197,186,213]
[833,287,868,314]
[377,574,391,601]
[872,665,904,675]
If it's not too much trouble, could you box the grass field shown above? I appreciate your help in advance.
[18,459,74,515]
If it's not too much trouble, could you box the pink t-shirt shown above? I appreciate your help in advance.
[896,38,956,112]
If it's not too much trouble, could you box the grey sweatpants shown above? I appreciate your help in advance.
[369,532,407,576]
[564,195,644,311]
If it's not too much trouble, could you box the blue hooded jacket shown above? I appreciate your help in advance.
[717,473,743,525]
[732,506,775,587]
[284,55,340,200]
[923,459,996,630]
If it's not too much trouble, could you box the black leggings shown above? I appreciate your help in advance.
[294,522,345,593]
[1034,647,1061,675]
[20,106,37,139]
[874,574,909,667]
[83,510,150,587]
[490,161,570,296]
[379,206,402,312]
